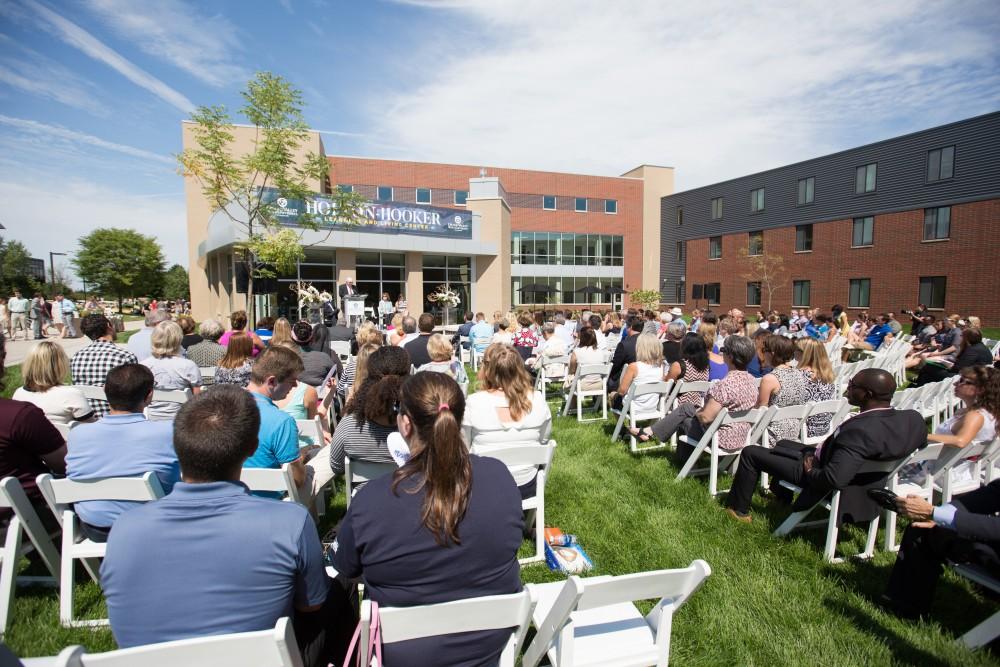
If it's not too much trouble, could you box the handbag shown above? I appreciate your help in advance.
[341,601,382,667]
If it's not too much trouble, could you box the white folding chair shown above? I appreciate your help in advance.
[72,385,108,402]
[240,464,303,505]
[561,364,611,422]
[199,367,216,386]
[799,399,852,446]
[344,457,398,510]
[952,564,1000,650]
[772,457,907,563]
[675,408,767,496]
[295,417,324,446]
[358,590,534,667]
[937,437,1000,503]
[36,472,165,627]
[535,355,570,398]
[22,616,303,667]
[611,381,674,454]
[330,340,352,363]
[0,477,61,636]
[472,441,556,565]
[522,561,712,667]
[458,335,472,364]
[471,336,492,371]
[883,443,948,551]
[152,388,192,404]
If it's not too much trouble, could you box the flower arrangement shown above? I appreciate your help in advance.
[427,284,461,308]
[291,281,334,305]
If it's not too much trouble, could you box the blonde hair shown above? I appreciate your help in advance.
[635,333,664,366]
[350,343,380,401]
[698,323,717,351]
[355,322,383,347]
[22,341,69,392]
[151,320,183,359]
[427,334,453,362]
[968,316,982,329]
[796,337,834,384]
[745,321,759,337]
[270,318,294,349]
[477,343,534,421]
[390,314,403,330]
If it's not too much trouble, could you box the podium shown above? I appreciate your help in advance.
[344,294,367,328]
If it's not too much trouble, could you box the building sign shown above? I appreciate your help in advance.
[262,189,472,239]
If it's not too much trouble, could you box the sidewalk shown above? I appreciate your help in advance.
[4,319,145,366]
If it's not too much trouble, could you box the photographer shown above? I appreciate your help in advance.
[903,304,928,336]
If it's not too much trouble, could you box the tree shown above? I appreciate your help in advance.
[0,236,42,296]
[737,246,787,312]
[162,264,190,301]
[630,289,661,311]
[73,228,166,312]
[177,71,367,322]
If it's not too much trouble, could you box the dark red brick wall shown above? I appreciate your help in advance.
[328,157,645,292]
[682,199,1000,325]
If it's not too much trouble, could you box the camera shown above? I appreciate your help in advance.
[901,309,913,315]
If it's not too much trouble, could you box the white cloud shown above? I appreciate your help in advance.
[17,0,195,113]
[373,0,1000,189]
[278,0,294,15]
[0,44,109,116]
[0,115,175,165]
[82,0,249,88]
[0,178,188,275]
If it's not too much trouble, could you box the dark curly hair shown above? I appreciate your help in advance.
[961,366,1000,423]
[346,345,410,424]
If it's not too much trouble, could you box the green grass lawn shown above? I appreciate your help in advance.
[3,368,1000,663]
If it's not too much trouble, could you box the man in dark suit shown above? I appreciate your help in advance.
[883,481,1000,619]
[607,318,644,391]
[404,313,436,368]
[337,277,357,324]
[724,368,926,523]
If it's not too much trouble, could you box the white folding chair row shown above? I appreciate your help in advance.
[472,441,556,565]
[952,563,1000,650]
[535,355,570,397]
[603,334,621,351]
[561,364,612,422]
[72,385,108,402]
[36,472,165,627]
[458,336,471,364]
[22,616,303,667]
[883,442,951,551]
[471,336,492,371]
[329,340,352,363]
[937,436,1000,503]
[611,381,674,454]
[343,457,398,510]
[0,477,61,636]
[152,388,192,404]
[239,464,303,506]
[674,407,768,496]
[773,457,906,563]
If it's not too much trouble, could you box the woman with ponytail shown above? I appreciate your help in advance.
[328,345,409,476]
[332,372,523,666]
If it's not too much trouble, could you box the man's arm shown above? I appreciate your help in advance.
[801,430,868,494]
[293,513,331,613]
[607,339,627,389]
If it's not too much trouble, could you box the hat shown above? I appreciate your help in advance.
[669,307,683,317]
[659,312,672,322]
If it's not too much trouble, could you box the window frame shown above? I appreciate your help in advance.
[748,230,764,256]
[705,283,721,306]
[575,197,588,213]
[855,163,877,194]
[709,236,722,260]
[918,276,947,310]
[711,197,723,220]
[797,176,815,205]
[792,280,811,308]
[746,281,762,307]
[337,184,353,194]
[454,190,468,206]
[926,146,955,183]
[750,187,765,213]
[415,187,431,204]
[542,195,556,210]
[604,199,617,214]
[676,241,685,263]
[795,224,813,253]
[849,278,871,309]
[376,185,392,202]
[923,206,951,241]
[852,216,874,248]
[677,207,684,226]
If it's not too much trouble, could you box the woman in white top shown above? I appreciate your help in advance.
[491,319,514,346]
[611,334,665,411]
[378,292,394,329]
[140,320,202,420]
[567,327,606,391]
[13,341,93,425]
[463,344,552,499]
[931,366,999,448]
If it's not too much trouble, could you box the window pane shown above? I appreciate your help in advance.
[575,197,587,212]
[798,180,805,205]
[924,210,936,240]
[376,186,392,201]
[605,199,617,214]
[866,164,877,191]
[543,195,556,209]
[612,235,623,258]
[747,282,761,306]
[806,177,814,202]
[938,207,950,238]
[416,188,431,203]
[927,150,941,181]
[856,167,865,194]
[454,190,468,205]
[941,146,954,179]
[338,184,353,194]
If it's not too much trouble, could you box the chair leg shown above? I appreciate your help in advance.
[961,609,1000,649]
[708,447,719,497]
[861,516,879,559]
[59,525,75,627]
[824,494,842,563]
[675,438,709,481]
[629,412,637,453]
[0,519,22,635]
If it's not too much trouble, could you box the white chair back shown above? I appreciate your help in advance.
[295,417,324,445]
[72,385,107,402]
[152,388,192,404]
[239,464,302,505]
[800,398,852,446]
[330,340,352,362]
[344,457,398,509]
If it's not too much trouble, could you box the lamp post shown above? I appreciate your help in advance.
[49,252,66,290]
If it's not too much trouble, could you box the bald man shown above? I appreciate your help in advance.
[724,369,926,523]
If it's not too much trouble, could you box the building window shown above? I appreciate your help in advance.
[795,224,813,252]
[376,186,392,202]
[676,281,686,303]
[454,190,468,205]
[927,146,955,182]
[605,199,617,214]
[705,283,721,305]
[337,184,353,194]
[575,197,588,212]
[423,255,471,324]
[849,278,871,308]
[923,206,950,241]
[416,188,431,204]
[676,207,683,225]
[510,232,624,267]
[746,282,762,307]
[919,276,947,310]
[748,230,764,256]
[543,195,556,210]
[711,197,723,220]
[750,187,765,213]
[852,216,874,247]
[676,241,685,263]
[855,163,877,194]
[709,236,722,260]
[793,280,811,307]
[797,177,815,205]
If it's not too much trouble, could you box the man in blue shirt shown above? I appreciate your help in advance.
[100,385,354,666]
[860,314,894,351]
[126,310,171,362]
[469,312,494,353]
[65,364,178,542]
[244,347,307,498]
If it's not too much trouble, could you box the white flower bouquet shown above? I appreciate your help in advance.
[427,285,461,308]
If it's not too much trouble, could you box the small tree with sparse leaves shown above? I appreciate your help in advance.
[630,289,661,311]
[737,246,787,312]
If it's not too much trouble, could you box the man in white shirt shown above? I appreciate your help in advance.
[8,290,30,341]
[395,316,419,348]
[127,310,171,362]
[553,313,575,348]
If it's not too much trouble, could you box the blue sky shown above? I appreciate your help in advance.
[1,0,998,282]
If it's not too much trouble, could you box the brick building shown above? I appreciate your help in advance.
[660,112,1000,325]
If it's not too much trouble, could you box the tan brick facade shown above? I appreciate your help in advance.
[681,199,1000,324]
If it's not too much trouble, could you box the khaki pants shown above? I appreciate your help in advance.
[10,313,27,338]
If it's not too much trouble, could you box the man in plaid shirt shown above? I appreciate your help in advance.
[71,314,138,417]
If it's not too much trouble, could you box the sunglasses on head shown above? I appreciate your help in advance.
[956,378,976,386]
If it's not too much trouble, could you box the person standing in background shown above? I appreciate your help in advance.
[30,293,47,340]
[8,291,30,341]
[57,294,78,339]
[378,292,394,329]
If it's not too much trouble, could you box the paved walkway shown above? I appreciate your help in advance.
[4,320,144,366]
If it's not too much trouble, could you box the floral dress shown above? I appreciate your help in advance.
[803,372,837,437]
[767,367,811,441]
[676,360,710,406]
[512,327,538,348]
[214,360,253,387]
[705,370,758,451]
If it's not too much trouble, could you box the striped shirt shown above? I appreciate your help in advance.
[329,414,397,475]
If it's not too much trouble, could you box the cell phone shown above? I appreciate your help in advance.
[867,488,899,512]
